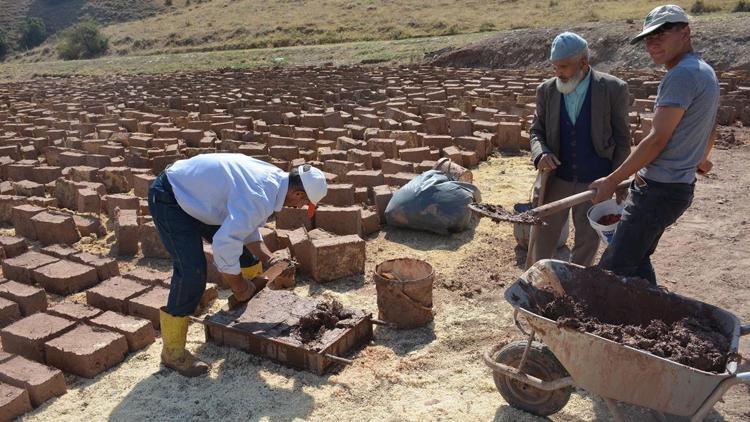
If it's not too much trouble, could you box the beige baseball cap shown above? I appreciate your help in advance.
[630,4,690,44]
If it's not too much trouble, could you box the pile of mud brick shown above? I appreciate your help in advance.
[0,235,220,419]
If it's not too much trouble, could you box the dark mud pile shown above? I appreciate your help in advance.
[524,267,731,373]
[470,203,544,225]
[293,300,357,344]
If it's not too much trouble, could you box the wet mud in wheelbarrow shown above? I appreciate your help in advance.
[515,266,731,373]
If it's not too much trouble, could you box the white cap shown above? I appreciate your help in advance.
[631,4,689,44]
[298,165,327,205]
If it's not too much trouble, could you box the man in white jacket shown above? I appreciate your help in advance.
[148,153,327,377]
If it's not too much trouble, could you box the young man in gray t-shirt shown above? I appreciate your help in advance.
[588,4,720,284]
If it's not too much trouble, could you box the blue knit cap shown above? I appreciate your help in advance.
[550,32,588,61]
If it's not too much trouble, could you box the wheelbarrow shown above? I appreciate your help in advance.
[483,259,750,421]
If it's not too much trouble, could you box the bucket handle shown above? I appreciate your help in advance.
[389,285,433,313]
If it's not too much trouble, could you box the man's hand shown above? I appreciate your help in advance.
[537,153,561,172]
[589,177,619,204]
[697,159,713,175]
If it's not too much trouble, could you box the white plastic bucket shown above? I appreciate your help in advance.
[587,199,624,244]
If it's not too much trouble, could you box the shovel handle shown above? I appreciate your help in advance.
[531,179,632,218]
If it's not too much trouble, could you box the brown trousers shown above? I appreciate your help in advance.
[531,176,600,266]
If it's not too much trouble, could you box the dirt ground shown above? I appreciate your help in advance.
[17,131,750,422]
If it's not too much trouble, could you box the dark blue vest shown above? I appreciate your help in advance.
[556,78,612,183]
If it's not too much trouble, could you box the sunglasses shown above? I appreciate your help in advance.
[645,22,687,40]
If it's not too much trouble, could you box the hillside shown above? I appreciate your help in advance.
[7,0,745,62]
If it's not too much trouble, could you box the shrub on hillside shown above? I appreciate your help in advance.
[690,1,721,14]
[57,21,109,60]
[0,32,8,61]
[734,0,750,12]
[19,17,48,50]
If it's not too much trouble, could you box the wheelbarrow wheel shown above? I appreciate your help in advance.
[493,340,572,417]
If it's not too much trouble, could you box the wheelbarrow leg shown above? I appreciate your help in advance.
[603,398,625,422]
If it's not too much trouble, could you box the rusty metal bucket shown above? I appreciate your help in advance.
[433,157,473,183]
[374,258,434,329]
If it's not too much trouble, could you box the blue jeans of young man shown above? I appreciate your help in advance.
[147,172,258,316]
[598,176,694,285]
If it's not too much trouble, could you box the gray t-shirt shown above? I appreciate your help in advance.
[640,53,719,184]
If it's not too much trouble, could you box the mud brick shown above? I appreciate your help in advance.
[0,281,47,316]
[315,206,362,236]
[372,185,395,223]
[275,206,312,230]
[133,173,156,198]
[0,196,25,224]
[152,154,181,174]
[346,149,373,169]
[269,145,300,161]
[354,187,368,204]
[399,147,432,163]
[381,159,414,175]
[425,116,449,135]
[47,302,102,322]
[0,236,27,259]
[10,180,44,197]
[89,311,155,352]
[114,211,139,256]
[0,313,76,363]
[345,170,384,188]
[497,122,522,150]
[68,166,99,182]
[11,204,45,239]
[55,178,103,210]
[139,222,169,259]
[127,286,170,329]
[0,382,32,420]
[450,119,473,137]
[259,227,279,252]
[460,151,479,167]
[0,298,20,328]
[105,193,140,217]
[73,215,104,238]
[321,183,355,207]
[97,167,131,194]
[442,146,463,163]
[384,172,418,187]
[416,160,438,173]
[361,209,380,236]
[0,355,65,407]
[310,235,366,282]
[69,252,118,281]
[456,136,488,160]
[322,159,357,181]
[30,212,80,246]
[26,196,57,209]
[40,244,77,260]
[368,138,398,159]
[29,166,61,185]
[85,154,112,169]
[86,277,150,314]
[44,324,128,378]
[423,135,454,150]
[76,188,101,213]
[288,228,312,273]
[2,252,59,284]
[58,151,86,167]
[123,268,170,287]
[32,260,99,295]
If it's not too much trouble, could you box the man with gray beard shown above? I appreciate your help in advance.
[529,32,631,266]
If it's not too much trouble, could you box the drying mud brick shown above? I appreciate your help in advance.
[30,212,80,246]
[140,222,170,259]
[32,260,99,295]
[47,302,103,322]
[97,167,131,194]
[2,252,59,284]
[275,206,312,230]
[0,236,27,259]
[104,194,140,217]
[0,298,20,328]
[0,355,66,407]
[122,268,170,287]
[0,196,25,224]
[114,210,139,256]
[0,382,32,421]
[10,204,45,240]
[0,313,76,363]
[86,277,151,314]
[345,170,384,188]
[372,185,395,223]
[321,184,356,207]
[69,252,119,281]
[40,244,78,260]
[73,215,105,238]
[315,206,363,236]
[11,180,45,197]
[310,235,366,282]
[133,174,156,198]
[0,281,47,316]
[361,209,381,236]
[89,311,155,352]
[127,286,170,329]
[44,324,128,379]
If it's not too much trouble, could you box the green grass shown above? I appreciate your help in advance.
[0,32,493,82]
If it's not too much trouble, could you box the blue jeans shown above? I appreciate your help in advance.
[147,172,258,316]
[598,177,694,285]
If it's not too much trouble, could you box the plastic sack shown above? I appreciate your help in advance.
[385,170,481,234]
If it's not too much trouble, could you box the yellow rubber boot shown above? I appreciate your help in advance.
[241,262,263,279]
[159,309,209,377]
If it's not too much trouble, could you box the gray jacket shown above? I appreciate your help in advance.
[529,69,631,171]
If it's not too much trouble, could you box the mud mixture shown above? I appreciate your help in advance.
[293,300,358,344]
[469,203,544,225]
[524,267,731,373]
